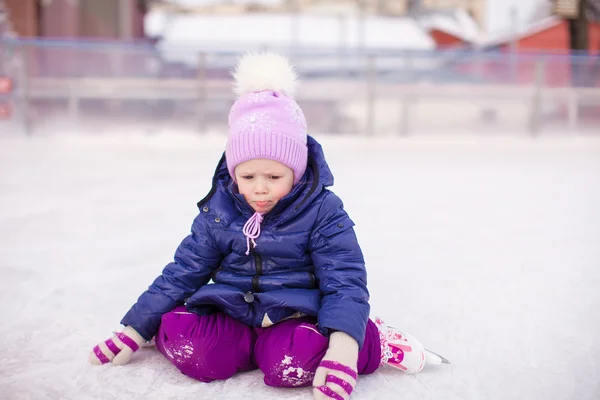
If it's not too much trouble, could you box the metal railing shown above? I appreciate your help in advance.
[1,38,599,135]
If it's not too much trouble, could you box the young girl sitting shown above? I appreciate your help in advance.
[89,52,443,400]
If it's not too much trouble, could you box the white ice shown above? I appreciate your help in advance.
[1,132,599,400]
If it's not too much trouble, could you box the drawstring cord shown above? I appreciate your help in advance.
[242,211,264,255]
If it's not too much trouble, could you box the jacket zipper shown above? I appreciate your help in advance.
[252,243,263,292]
[308,272,316,289]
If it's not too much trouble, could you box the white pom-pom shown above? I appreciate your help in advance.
[233,52,298,98]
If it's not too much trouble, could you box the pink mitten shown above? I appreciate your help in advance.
[313,331,359,400]
[89,326,145,366]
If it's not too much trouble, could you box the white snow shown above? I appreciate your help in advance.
[1,131,599,400]
[276,355,313,386]
[282,355,294,366]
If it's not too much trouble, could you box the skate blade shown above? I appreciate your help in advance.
[425,349,451,364]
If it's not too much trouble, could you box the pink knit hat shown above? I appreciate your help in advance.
[226,53,308,184]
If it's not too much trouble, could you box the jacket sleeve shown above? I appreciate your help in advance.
[309,192,370,348]
[120,212,223,340]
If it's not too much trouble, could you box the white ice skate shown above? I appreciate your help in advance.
[374,317,450,374]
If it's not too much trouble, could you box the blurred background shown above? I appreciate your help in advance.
[3,4,600,400]
[0,0,599,136]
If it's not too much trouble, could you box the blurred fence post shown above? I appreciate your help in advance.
[509,7,519,82]
[67,80,79,123]
[197,52,207,133]
[474,51,484,81]
[0,40,14,127]
[567,56,579,130]
[399,52,412,136]
[290,0,300,59]
[358,1,366,55]
[567,88,578,130]
[529,58,545,136]
[338,13,348,75]
[400,96,411,136]
[118,0,133,39]
[366,54,376,136]
[17,44,30,135]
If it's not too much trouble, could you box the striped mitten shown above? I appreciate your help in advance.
[313,331,359,400]
[89,326,145,366]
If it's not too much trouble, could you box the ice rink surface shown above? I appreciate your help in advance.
[1,132,599,400]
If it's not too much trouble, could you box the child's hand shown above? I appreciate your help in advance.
[313,331,359,400]
[88,326,145,366]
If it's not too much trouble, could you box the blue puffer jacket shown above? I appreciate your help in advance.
[121,136,370,347]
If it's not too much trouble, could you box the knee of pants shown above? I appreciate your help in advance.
[156,309,256,383]
[255,319,329,388]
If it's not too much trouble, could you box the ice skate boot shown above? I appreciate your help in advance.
[374,317,450,374]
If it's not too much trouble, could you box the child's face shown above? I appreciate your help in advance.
[234,159,294,214]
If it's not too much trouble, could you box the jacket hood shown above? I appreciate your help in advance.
[198,135,334,225]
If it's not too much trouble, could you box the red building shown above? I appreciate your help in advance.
[5,0,147,39]
[2,0,152,80]
[4,0,38,37]
[484,17,600,54]
[429,28,470,47]
[445,15,600,124]
[480,17,600,88]
[429,15,600,54]
[432,16,600,88]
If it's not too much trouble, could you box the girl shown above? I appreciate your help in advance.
[89,53,443,400]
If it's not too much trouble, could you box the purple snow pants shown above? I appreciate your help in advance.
[154,306,381,387]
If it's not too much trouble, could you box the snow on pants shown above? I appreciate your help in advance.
[154,306,381,387]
